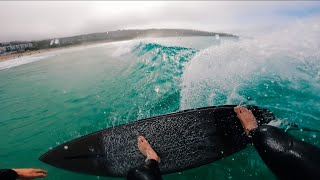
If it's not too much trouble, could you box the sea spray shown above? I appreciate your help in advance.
[180,18,320,129]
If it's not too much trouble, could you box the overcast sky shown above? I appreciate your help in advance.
[1,1,320,42]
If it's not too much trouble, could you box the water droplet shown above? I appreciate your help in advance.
[221,151,224,154]
[312,134,317,138]
[302,138,305,141]
[155,87,160,93]
[215,34,220,40]
[64,146,68,150]
[49,147,53,150]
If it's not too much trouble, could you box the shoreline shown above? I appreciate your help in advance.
[0,41,107,63]
[0,29,238,63]
[0,48,61,62]
[0,33,236,63]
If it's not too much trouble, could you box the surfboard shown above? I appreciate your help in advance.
[39,105,275,177]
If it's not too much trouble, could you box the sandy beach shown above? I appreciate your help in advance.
[0,48,61,62]
[0,42,100,63]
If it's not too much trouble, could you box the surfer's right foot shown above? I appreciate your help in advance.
[137,136,160,163]
[234,106,258,135]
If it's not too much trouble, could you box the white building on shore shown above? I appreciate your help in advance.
[0,43,33,54]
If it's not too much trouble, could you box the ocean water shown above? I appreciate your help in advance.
[1,20,320,180]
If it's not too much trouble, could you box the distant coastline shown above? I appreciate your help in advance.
[0,29,238,62]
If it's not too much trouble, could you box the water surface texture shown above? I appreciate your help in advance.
[1,22,320,180]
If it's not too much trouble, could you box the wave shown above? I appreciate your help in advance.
[180,18,320,128]
[107,42,198,120]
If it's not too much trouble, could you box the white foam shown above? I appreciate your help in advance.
[180,16,320,110]
[111,41,138,57]
[0,53,56,71]
[268,120,282,127]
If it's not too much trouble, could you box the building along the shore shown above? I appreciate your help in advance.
[0,42,33,54]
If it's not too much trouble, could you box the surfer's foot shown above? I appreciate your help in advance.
[234,106,258,135]
[137,136,160,163]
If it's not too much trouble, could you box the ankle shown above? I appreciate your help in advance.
[147,153,160,163]
[244,124,257,135]
[150,156,160,163]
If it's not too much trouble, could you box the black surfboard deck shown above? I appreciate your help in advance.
[39,105,275,177]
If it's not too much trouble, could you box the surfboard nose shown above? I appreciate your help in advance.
[39,136,113,176]
[39,143,78,169]
[39,143,72,165]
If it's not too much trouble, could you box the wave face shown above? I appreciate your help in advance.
[109,42,198,120]
[0,21,320,179]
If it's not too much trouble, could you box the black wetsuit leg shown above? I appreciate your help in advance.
[127,159,162,180]
[0,169,18,180]
[250,125,320,179]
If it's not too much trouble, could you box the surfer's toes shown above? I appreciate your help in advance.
[137,136,150,148]
[234,106,258,135]
[137,136,160,163]
[234,106,254,119]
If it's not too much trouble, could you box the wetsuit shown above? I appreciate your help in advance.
[0,169,18,180]
[127,125,320,180]
[250,125,320,179]
[127,159,162,180]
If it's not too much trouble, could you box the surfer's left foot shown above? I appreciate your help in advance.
[234,106,258,135]
[137,136,160,163]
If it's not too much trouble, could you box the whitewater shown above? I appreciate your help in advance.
[0,19,319,180]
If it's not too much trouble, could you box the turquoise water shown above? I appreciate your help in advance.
[0,23,320,180]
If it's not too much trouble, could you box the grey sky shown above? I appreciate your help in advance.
[1,1,320,42]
